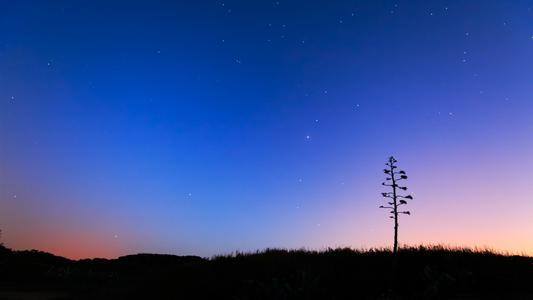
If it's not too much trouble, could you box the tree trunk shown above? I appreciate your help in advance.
[391,163,399,255]
[393,217,398,255]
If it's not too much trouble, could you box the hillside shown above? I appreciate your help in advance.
[0,245,532,299]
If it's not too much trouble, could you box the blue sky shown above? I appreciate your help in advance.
[1,0,533,258]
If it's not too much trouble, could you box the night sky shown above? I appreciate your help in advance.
[1,1,532,259]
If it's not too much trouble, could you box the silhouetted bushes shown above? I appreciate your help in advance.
[0,244,531,299]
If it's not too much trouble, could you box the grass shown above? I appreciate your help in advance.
[0,244,532,299]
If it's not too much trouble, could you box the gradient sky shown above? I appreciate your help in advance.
[1,1,532,259]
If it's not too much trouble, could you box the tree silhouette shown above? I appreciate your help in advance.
[379,156,413,254]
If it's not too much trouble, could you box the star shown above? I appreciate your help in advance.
[305,135,311,140]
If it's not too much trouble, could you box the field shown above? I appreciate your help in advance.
[0,245,532,299]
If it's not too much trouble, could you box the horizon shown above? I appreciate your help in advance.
[3,242,532,261]
[1,1,533,260]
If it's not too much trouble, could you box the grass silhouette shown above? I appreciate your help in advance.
[0,244,532,299]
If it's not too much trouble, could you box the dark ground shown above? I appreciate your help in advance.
[0,244,532,299]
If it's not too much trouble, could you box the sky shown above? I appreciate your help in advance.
[1,0,532,259]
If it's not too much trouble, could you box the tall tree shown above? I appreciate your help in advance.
[380,156,413,254]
